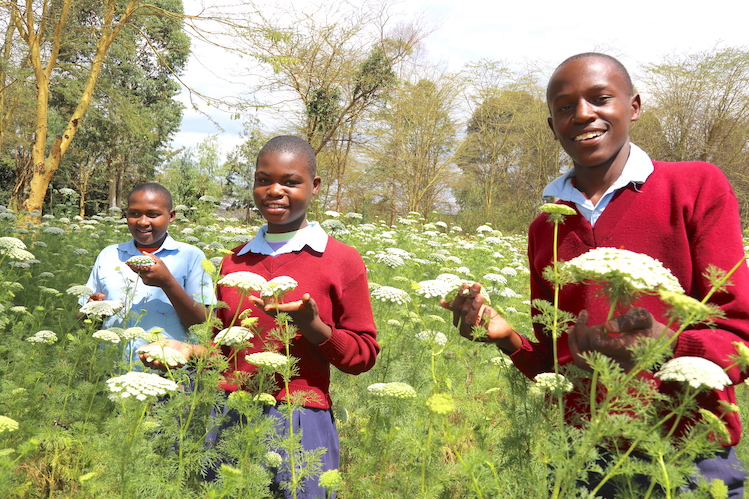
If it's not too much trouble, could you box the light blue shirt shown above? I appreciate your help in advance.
[82,233,215,360]
[542,143,654,226]
[238,221,329,256]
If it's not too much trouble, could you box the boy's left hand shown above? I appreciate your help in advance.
[126,252,174,288]
[249,293,332,344]
[568,307,675,372]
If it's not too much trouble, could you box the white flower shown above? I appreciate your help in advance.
[0,237,26,251]
[261,276,298,299]
[414,279,455,299]
[106,372,178,402]
[490,356,513,367]
[66,285,94,299]
[498,287,520,298]
[218,272,270,294]
[120,327,147,341]
[376,253,405,268]
[79,300,123,318]
[26,330,57,344]
[93,330,121,344]
[214,326,254,347]
[530,373,573,395]
[500,267,518,277]
[324,210,340,217]
[367,382,417,399]
[564,247,684,294]
[370,286,411,305]
[476,225,493,233]
[655,357,730,390]
[126,255,155,266]
[483,273,508,286]
[415,330,448,347]
[245,351,291,371]
[136,344,188,367]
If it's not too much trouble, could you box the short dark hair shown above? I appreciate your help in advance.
[128,182,173,210]
[549,52,634,98]
[256,135,317,178]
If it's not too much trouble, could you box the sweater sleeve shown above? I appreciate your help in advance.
[313,249,379,375]
[672,174,749,385]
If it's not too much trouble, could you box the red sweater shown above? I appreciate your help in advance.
[513,160,749,445]
[215,237,379,409]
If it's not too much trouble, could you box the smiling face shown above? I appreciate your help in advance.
[253,150,321,233]
[126,190,175,248]
[546,56,641,173]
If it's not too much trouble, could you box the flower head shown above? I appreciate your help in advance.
[655,357,730,390]
[93,329,121,344]
[120,327,147,341]
[245,351,291,372]
[659,289,718,325]
[126,255,155,266]
[79,300,123,318]
[218,271,271,294]
[414,279,455,299]
[214,326,254,347]
[367,382,417,399]
[26,330,58,344]
[0,415,19,433]
[319,469,343,490]
[66,285,94,299]
[106,372,178,401]
[540,203,577,216]
[426,393,456,415]
[415,330,448,347]
[261,276,298,299]
[370,286,411,305]
[265,451,283,468]
[136,344,188,367]
[376,253,405,268]
[530,373,574,395]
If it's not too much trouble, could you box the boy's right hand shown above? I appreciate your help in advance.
[440,283,516,345]
[87,292,105,303]
[138,339,196,372]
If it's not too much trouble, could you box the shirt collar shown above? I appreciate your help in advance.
[119,232,177,256]
[542,143,654,202]
[237,221,329,256]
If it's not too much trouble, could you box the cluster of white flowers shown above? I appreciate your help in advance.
[79,300,123,318]
[367,382,417,399]
[564,247,684,294]
[66,285,94,299]
[126,255,155,266]
[106,372,178,402]
[214,326,255,347]
[655,357,730,390]
[490,356,513,367]
[260,276,298,299]
[26,330,58,344]
[136,344,188,367]
[318,469,343,490]
[0,237,35,261]
[93,329,121,344]
[483,273,508,286]
[0,415,19,433]
[530,373,574,395]
[376,253,405,268]
[218,271,271,294]
[245,351,291,371]
[414,279,455,299]
[120,327,147,341]
[370,285,411,305]
[324,210,340,218]
[415,330,448,347]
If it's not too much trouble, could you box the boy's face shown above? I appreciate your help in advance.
[126,190,175,248]
[547,57,641,170]
[253,150,321,233]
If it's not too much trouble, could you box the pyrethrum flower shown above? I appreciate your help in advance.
[106,372,178,402]
[26,330,58,344]
[245,351,291,371]
[367,382,417,399]
[215,326,255,346]
[93,329,121,344]
[530,373,574,395]
[655,357,730,390]
[261,276,298,299]
[218,271,271,294]
[136,344,188,367]
[319,469,343,490]
[426,393,456,415]
[370,286,411,305]
[79,300,123,318]
[0,415,19,433]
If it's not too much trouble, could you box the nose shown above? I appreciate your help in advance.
[573,99,596,122]
[268,182,284,196]
[137,215,150,226]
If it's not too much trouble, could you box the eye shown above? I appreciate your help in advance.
[284,180,300,187]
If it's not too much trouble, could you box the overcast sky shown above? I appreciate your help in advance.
[172,0,748,155]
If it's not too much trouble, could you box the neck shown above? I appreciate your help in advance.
[574,143,631,205]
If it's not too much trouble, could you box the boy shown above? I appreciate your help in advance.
[83,182,214,361]
[444,53,749,496]
[142,136,379,498]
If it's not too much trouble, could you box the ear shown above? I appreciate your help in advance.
[168,210,176,223]
[630,93,642,122]
[547,116,559,141]
[312,176,321,195]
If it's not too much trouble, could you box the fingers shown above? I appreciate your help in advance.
[605,307,653,334]
[568,310,592,370]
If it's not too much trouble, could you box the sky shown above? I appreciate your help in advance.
[171,0,749,157]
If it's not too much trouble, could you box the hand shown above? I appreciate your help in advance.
[249,293,332,345]
[138,339,196,372]
[568,307,675,372]
[126,252,174,288]
[439,283,515,346]
[87,292,105,303]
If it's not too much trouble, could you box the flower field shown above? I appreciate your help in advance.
[1,207,748,498]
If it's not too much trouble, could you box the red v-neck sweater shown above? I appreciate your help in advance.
[513,160,749,446]
[215,237,379,409]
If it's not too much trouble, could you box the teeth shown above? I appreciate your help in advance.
[574,131,604,142]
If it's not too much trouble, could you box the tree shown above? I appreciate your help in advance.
[367,75,460,220]
[5,0,189,215]
[632,46,749,223]
[158,135,225,209]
